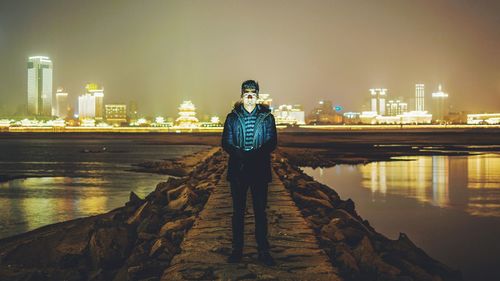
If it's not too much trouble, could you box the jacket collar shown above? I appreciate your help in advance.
[232,101,271,116]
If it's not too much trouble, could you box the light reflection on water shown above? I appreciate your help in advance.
[355,154,500,216]
[0,138,209,239]
[0,174,166,238]
[301,153,500,281]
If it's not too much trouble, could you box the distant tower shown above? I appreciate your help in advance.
[379,89,386,115]
[78,83,104,120]
[85,83,104,120]
[78,94,96,119]
[415,84,425,111]
[27,56,53,116]
[431,84,449,122]
[55,88,69,118]
[370,89,377,113]
[369,88,387,115]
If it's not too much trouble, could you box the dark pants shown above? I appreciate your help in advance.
[229,179,270,252]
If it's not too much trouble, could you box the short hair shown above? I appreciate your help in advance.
[241,80,259,96]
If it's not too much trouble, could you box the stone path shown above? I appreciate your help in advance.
[161,170,342,281]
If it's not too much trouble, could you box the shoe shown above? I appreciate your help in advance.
[227,249,243,263]
[258,251,276,266]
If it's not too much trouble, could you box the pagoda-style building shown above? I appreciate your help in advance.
[175,101,199,128]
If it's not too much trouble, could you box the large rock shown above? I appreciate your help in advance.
[159,216,195,237]
[89,226,132,269]
[353,236,401,277]
[320,218,345,242]
[292,191,334,210]
[149,237,178,258]
[126,202,151,226]
[167,187,198,211]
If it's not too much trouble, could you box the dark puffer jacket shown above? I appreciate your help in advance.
[221,102,278,183]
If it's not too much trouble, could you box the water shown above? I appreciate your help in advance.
[301,153,500,281]
[0,138,210,239]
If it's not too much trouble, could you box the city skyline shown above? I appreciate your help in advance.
[14,54,467,122]
[0,0,499,117]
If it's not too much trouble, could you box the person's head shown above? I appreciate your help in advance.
[241,80,259,107]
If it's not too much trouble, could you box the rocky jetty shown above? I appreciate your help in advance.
[0,147,226,281]
[0,146,463,281]
[272,148,462,281]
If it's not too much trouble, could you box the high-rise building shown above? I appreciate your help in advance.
[415,84,425,111]
[55,88,69,118]
[431,84,449,122]
[77,83,104,120]
[105,104,127,125]
[78,94,96,119]
[85,83,104,120]
[386,100,408,116]
[369,88,387,115]
[27,56,53,116]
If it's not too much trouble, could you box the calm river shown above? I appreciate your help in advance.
[302,153,500,281]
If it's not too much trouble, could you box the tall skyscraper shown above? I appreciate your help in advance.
[386,100,408,116]
[78,83,104,120]
[415,84,425,111]
[431,84,449,122]
[78,94,96,119]
[55,88,68,118]
[369,88,387,115]
[27,56,53,116]
[85,83,104,120]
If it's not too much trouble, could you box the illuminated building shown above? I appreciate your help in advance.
[415,84,425,111]
[105,104,127,125]
[369,88,387,115]
[27,56,53,116]
[78,83,104,120]
[343,112,361,124]
[175,101,199,127]
[78,94,96,120]
[55,88,68,118]
[257,93,273,108]
[81,119,96,127]
[431,84,449,122]
[386,100,408,116]
[467,113,500,125]
[399,111,432,124]
[273,104,305,125]
[85,83,104,120]
[447,111,468,124]
[200,116,222,127]
[129,101,138,122]
[307,100,342,124]
[359,111,378,124]
[360,110,431,124]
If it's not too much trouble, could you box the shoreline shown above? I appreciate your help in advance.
[0,147,463,280]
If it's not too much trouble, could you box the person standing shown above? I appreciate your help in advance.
[221,80,278,266]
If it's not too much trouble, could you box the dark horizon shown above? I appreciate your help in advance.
[0,0,499,118]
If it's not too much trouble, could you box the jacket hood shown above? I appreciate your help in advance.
[232,101,271,115]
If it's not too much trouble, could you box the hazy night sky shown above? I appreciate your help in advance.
[0,0,499,118]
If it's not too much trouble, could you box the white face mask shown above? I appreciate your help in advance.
[242,92,257,107]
